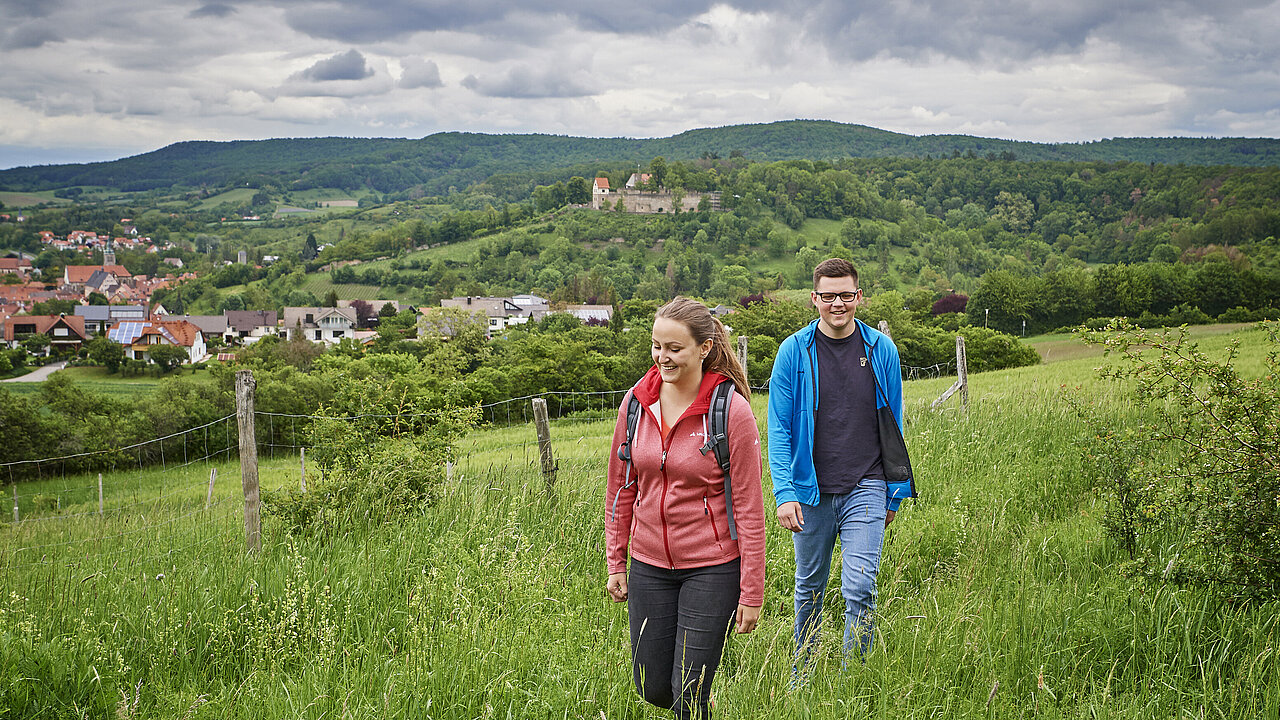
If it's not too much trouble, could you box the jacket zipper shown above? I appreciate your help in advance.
[659,440,674,569]
[703,493,721,542]
[656,405,699,570]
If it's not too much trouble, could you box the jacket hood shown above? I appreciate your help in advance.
[632,365,731,410]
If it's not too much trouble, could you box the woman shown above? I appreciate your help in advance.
[605,297,766,719]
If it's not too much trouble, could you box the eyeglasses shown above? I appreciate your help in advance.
[815,290,860,303]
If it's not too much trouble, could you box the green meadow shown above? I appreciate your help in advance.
[1,327,1276,718]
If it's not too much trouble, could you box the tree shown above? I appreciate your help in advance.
[87,292,109,306]
[147,344,189,373]
[1093,264,1153,319]
[350,299,377,328]
[32,299,76,316]
[86,336,126,373]
[991,191,1035,233]
[303,232,319,261]
[966,270,1033,334]
[649,156,668,189]
[324,289,339,307]
[931,293,968,316]
[566,176,592,205]
[21,333,51,356]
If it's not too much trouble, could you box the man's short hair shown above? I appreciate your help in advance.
[812,258,859,288]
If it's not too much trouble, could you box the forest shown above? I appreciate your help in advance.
[3,119,1279,195]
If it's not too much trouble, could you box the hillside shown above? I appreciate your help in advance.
[2,120,1278,195]
[1,327,1276,717]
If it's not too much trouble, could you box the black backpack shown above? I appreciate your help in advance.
[616,381,739,539]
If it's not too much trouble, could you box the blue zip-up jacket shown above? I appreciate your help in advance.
[767,318,915,511]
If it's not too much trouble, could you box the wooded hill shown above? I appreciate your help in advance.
[2,120,1278,195]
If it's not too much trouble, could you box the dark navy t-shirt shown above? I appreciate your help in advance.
[813,324,883,494]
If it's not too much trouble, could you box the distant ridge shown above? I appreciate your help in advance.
[1,120,1276,195]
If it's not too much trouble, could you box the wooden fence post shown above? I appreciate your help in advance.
[930,335,970,414]
[446,460,454,484]
[206,467,217,508]
[299,447,307,493]
[532,398,556,491]
[235,370,261,552]
[98,473,104,517]
[737,335,749,387]
[12,486,17,523]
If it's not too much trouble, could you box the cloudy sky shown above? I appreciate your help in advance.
[1,0,1278,169]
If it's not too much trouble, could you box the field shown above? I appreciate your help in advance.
[1,328,1277,718]
[1,365,213,400]
[0,190,72,208]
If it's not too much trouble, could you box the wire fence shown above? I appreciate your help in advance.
[0,351,966,572]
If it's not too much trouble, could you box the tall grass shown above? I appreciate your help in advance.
[1,329,1276,718]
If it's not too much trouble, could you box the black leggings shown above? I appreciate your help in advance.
[627,558,740,719]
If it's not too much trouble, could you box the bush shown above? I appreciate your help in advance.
[1079,320,1280,600]
[1218,306,1261,323]
[265,353,478,534]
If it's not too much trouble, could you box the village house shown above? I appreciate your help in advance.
[63,264,133,294]
[281,306,357,345]
[337,298,403,324]
[3,314,90,355]
[74,304,147,336]
[160,314,228,342]
[106,319,207,364]
[564,304,614,324]
[223,310,278,345]
[0,257,33,279]
[439,296,541,336]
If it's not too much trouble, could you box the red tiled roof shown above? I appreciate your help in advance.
[149,319,203,347]
[65,265,131,284]
[2,314,88,343]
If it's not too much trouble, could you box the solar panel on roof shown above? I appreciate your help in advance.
[107,321,148,344]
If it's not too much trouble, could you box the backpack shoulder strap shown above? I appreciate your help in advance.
[700,382,737,540]
[617,391,641,464]
[610,391,642,522]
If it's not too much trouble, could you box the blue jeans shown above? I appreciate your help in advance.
[792,479,887,665]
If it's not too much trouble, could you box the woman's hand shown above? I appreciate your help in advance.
[735,604,761,634]
[606,572,628,602]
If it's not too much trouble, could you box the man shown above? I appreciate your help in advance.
[767,258,915,672]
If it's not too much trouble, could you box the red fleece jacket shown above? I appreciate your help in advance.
[605,367,766,607]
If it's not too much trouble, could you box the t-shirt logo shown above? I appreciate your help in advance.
[860,357,867,367]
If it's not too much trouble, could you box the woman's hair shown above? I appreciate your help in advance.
[655,297,751,400]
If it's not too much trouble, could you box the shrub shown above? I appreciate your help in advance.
[931,293,968,316]
[1218,306,1261,324]
[1079,320,1280,600]
[265,353,478,534]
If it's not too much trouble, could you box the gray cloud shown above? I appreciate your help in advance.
[0,0,63,19]
[462,65,596,99]
[399,57,442,89]
[294,49,374,82]
[2,23,63,50]
[190,3,236,18]
[0,0,1278,165]
[278,0,722,43]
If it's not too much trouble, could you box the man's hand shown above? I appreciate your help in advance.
[777,501,805,532]
[885,509,896,528]
[606,572,628,602]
